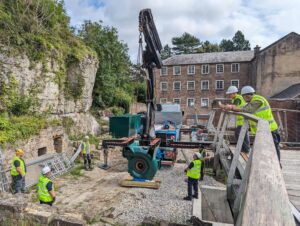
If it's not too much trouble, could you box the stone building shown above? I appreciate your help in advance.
[155,32,300,119]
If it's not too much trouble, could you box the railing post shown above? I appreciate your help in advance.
[227,119,249,202]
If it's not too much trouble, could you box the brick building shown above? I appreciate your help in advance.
[155,32,300,120]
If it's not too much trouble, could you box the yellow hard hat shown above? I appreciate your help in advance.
[16,149,24,154]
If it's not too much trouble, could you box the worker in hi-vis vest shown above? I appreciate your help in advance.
[81,135,92,170]
[220,86,280,163]
[184,152,202,201]
[38,166,56,206]
[223,86,250,153]
[10,149,26,194]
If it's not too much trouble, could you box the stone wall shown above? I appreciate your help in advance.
[0,197,85,226]
[2,126,71,168]
[254,33,300,97]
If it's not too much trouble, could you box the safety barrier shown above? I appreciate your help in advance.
[211,110,295,226]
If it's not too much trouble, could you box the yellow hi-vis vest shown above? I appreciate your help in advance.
[82,142,90,154]
[249,94,278,134]
[10,156,26,176]
[232,94,246,126]
[38,175,54,203]
[187,159,201,179]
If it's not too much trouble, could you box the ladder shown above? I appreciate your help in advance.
[0,150,10,192]
[43,153,73,180]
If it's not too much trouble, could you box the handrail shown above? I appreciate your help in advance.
[212,110,295,226]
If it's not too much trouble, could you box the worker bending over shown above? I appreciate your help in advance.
[184,152,202,201]
[11,149,26,194]
[38,166,56,206]
[225,86,250,153]
[219,86,280,163]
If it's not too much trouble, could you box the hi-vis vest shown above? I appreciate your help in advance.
[82,142,90,154]
[249,94,278,134]
[10,156,26,176]
[231,94,246,126]
[187,159,201,179]
[38,175,54,203]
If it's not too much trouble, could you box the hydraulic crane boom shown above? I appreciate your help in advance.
[139,9,163,138]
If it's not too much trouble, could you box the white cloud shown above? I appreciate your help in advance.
[64,0,300,61]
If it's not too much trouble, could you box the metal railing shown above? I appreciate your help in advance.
[211,110,296,226]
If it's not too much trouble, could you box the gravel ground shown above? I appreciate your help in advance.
[112,164,192,225]
[111,149,225,226]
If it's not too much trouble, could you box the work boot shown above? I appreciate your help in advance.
[183,196,192,201]
[85,164,89,170]
[192,194,198,199]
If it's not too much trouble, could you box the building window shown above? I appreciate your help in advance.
[187,81,195,90]
[201,64,209,74]
[215,80,224,90]
[216,64,224,73]
[187,98,195,107]
[160,82,168,91]
[173,98,181,104]
[231,63,240,73]
[201,98,209,108]
[173,66,181,75]
[173,81,181,91]
[161,66,168,76]
[187,65,195,75]
[201,80,209,90]
[160,98,167,104]
[231,80,239,88]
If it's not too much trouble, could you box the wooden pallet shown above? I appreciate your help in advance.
[120,177,161,189]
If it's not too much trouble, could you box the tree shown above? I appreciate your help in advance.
[219,30,250,51]
[172,32,201,54]
[198,41,220,53]
[160,44,173,60]
[78,21,133,112]
[232,30,250,50]
[219,39,234,51]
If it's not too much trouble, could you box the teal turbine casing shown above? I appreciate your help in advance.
[122,142,159,180]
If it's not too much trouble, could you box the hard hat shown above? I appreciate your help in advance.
[241,86,255,95]
[226,86,239,95]
[194,152,201,159]
[42,166,51,175]
[16,149,24,154]
[85,135,89,140]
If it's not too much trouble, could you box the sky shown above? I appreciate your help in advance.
[64,0,300,61]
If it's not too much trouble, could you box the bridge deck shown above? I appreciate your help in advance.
[281,150,300,212]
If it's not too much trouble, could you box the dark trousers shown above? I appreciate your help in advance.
[187,177,198,198]
[83,154,92,168]
[200,163,204,181]
[271,130,281,162]
[40,200,54,206]
[12,175,25,193]
[235,126,251,153]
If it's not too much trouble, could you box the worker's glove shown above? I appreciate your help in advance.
[52,197,56,203]
[90,154,94,159]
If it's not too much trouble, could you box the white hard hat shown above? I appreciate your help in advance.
[241,86,255,95]
[194,152,201,159]
[42,166,51,174]
[226,86,239,95]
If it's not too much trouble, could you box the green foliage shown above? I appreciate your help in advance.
[160,44,173,60]
[198,40,220,53]
[0,115,48,144]
[220,30,251,51]
[172,32,201,54]
[0,74,38,116]
[62,116,75,134]
[78,21,134,112]
[0,0,93,101]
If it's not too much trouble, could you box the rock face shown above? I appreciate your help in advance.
[0,50,101,135]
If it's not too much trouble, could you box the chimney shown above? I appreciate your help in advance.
[254,45,261,56]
